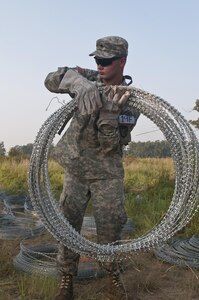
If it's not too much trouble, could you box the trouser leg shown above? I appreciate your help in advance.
[90,178,127,246]
[90,178,127,272]
[57,170,90,276]
[90,178,128,299]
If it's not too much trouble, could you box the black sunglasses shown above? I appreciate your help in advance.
[94,56,120,67]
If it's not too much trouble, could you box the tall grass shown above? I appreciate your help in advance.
[124,156,175,192]
[124,157,199,237]
[0,158,29,195]
[0,156,198,236]
[0,158,64,197]
[124,157,176,236]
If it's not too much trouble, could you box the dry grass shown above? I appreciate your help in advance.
[0,238,199,300]
[0,158,29,195]
[124,157,175,193]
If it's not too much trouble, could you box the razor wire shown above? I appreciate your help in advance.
[14,241,106,279]
[13,217,133,277]
[13,236,199,278]
[28,87,199,261]
[14,243,58,277]
[81,216,135,238]
[0,213,45,240]
[0,193,45,240]
[154,235,199,269]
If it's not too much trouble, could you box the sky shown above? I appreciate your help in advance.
[0,0,199,152]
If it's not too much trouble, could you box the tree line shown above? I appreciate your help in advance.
[126,140,171,157]
[1,98,198,159]
[0,143,55,159]
[0,140,171,159]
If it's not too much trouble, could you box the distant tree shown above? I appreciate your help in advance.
[18,143,55,158]
[190,99,199,129]
[19,143,33,157]
[8,144,33,159]
[8,143,55,159]
[127,140,171,158]
[8,146,22,158]
[0,141,6,157]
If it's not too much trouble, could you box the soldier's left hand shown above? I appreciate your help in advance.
[104,85,131,107]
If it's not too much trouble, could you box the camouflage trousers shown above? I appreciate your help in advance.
[57,166,127,275]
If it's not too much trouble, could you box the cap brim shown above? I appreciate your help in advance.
[89,51,96,57]
[89,50,115,59]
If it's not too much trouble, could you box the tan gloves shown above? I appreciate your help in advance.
[59,69,102,115]
[103,85,131,111]
[58,69,131,115]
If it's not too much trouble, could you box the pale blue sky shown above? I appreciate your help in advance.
[1,0,199,151]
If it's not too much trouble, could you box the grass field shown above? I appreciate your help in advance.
[0,157,198,299]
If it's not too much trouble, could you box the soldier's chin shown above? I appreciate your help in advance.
[99,72,105,77]
[99,73,108,81]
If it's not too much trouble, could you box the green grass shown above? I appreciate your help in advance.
[124,157,199,237]
[0,156,198,237]
[0,158,64,197]
[16,274,57,300]
[0,158,29,195]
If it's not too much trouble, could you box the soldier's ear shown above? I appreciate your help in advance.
[120,57,127,67]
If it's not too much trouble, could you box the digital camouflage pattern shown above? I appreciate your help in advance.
[57,166,127,275]
[45,65,139,275]
[89,36,128,58]
[45,67,99,93]
[49,75,139,179]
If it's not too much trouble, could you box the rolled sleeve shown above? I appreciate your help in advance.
[44,67,69,93]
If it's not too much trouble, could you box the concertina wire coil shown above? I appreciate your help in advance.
[28,86,199,262]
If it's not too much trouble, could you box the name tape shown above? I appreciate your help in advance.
[119,115,135,124]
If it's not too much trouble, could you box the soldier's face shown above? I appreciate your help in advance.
[96,57,126,84]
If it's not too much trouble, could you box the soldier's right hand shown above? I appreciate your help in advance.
[59,69,102,115]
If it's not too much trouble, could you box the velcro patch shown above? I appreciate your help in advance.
[119,114,135,124]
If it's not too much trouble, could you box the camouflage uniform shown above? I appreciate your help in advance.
[44,37,140,276]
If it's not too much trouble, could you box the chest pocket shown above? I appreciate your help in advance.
[119,112,136,145]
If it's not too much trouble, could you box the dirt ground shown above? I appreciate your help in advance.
[0,238,199,300]
[75,251,199,300]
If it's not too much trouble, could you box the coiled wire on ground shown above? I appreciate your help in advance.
[154,235,199,269]
[14,241,106,280]
[13,217,134,278]
[0,193,45,240]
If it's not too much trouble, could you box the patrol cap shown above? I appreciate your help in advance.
[89,36,128,59]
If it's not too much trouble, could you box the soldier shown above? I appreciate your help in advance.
[44,36,140,300]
